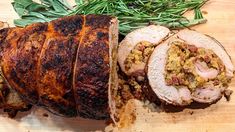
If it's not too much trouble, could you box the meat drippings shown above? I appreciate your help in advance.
[165,41,231,91]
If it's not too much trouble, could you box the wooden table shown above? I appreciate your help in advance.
[0,0,235,131]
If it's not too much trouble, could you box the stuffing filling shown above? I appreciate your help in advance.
[118,41,155,106]
[114,73,144,110]
[113,63,146,122]
[165,41,231,91]
[124,41,155,71]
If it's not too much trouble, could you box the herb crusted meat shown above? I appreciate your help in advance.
[0,15,118,119]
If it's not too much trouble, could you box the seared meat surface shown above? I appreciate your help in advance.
[0,15,118,119]
[74,15,116,119]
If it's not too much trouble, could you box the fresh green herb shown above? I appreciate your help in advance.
[12,0,208,35]
[194,8,204,19]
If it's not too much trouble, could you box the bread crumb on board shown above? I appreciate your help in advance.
[224,89,233,101]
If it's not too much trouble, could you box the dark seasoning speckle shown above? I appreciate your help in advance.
[43,113,49,117]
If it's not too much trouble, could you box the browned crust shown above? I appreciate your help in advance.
[73,15,113,119]
[0,28,9,46]
[37,38,78,117]
[0,15,116,119]
[1,23,47,104]
[0,28,31,117]
[36,15,84,117]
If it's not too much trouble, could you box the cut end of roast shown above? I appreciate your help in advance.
[147,30,234,106]
[108,17,120,123]
[111,25,170,124]
[118,25,170,76]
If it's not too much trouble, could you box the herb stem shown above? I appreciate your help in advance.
[12,0,208,35]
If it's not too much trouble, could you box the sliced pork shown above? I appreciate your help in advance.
[147,30,234,106]
[118,25,170,76]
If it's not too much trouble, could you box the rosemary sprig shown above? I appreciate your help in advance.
[12,0,208,35]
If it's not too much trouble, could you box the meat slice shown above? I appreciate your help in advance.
[1,23,47,104]
[73,15,118,119]
[147,30,234,106]
[36,16,84,117]
[0,25,31,117]
[118,25,170,76]
[37,37,78,116]
[147,40,193,106]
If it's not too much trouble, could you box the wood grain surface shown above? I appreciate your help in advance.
[0,0,235,132]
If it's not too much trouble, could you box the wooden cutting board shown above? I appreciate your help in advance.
[0,0,235,132]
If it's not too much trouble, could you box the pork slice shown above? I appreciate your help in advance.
[0,23,48,104]
[73,15,119,119]
[147,39,192,106]
[118,25,170,76]
[147,30,234,106]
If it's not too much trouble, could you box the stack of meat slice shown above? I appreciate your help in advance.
[116,25,234,124]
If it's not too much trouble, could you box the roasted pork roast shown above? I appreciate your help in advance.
[0,15,118,119]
